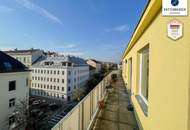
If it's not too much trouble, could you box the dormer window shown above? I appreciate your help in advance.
[68,62,72,66]
[62,62,66,66]
[44,61,54,65]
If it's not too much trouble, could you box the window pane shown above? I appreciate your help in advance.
[141,49,149,100]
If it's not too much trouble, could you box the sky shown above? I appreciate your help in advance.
[0,0,148,63]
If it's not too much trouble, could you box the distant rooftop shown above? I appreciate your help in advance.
[88,59,101,64]
[4,48,42,55]
[0,51,28,73]
[32,55,88,68]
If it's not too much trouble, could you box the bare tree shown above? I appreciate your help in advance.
[13,97,30,130]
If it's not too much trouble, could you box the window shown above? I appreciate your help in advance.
[54,71,56,74]
[4,62,12,71]
[23,57,26,62]
[139,47,149,104]
[57,79,59,83]
[57,86,59,90]
[9,81,16,91]
[54,86,56,90]
[62,87,64,91]
[68,63,72,66]
[68,87,71,91]
[57,71,59,75]
[68,71,71,75]
[9,115,15,126]
[62,79,64,83]
[26,78,28,86]
[9,98,15,108]
[128,58,132,95]
[62,62,66,66]
[68,79,71,84]
[62,71,64,75]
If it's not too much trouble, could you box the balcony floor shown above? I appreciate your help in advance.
[90,75,139,130]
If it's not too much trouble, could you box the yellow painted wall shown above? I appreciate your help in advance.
[122,2,190,130]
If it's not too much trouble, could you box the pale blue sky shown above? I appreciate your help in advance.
[0,0,148,63]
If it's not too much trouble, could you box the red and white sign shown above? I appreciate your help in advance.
[167,20,183,40]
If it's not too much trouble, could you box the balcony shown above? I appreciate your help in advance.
[51,70,139,130]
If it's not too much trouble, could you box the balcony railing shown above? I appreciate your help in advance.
[51,71,117,130]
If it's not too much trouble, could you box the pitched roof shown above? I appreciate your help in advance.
[32,55,87,68]
[0,51,28,73]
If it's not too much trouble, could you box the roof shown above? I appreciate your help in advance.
[88,59,101,64]
[122,0,161,59]
[0,51,28,73]
[32,55,88,68]
[4,48,41,55]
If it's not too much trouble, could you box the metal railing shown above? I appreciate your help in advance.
[51,71,117,130]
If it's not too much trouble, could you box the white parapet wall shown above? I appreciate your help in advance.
[51,71,118,130]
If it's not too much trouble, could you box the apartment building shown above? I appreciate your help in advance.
[0,51,29,130]
[4,48,45,67]
[87,59,101,76]
[30,56,89,101]
[122,1,190,130]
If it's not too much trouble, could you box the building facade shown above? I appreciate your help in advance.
[87,59,101,76]
[0,51,29,130]
[122,1,190,130]
[30,56,89,101]
[4,49,45,67]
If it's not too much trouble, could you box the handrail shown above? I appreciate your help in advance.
[51,70,118,130]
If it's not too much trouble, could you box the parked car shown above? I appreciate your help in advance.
[48,103,59,111]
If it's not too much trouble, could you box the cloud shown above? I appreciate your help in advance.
[15,0,63,25]
[105,24,130,32]
[0,6,15,13]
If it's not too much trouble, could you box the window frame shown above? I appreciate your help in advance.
[139,47,149,106]
[9,81,16,91]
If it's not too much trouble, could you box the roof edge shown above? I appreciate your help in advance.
[122,0,162,59]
